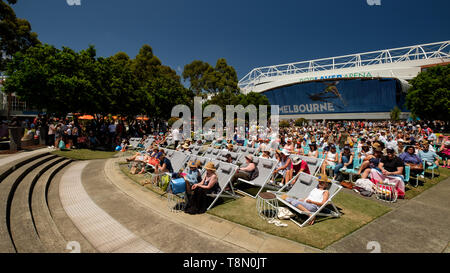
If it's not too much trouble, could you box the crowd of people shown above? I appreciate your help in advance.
[124,119,449,216]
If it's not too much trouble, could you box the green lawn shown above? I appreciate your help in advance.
[208,190,391,250]
[51,149,118,160]
[404,166,450,200]
[118,161,450,250]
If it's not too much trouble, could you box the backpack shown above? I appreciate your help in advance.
[58,140,65,149]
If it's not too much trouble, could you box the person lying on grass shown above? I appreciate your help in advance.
[281,174,331,225]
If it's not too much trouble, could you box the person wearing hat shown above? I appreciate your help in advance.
[418,141,440,169]
[226,143,234,152]
[231,155,257,186]
[184,161,219,215]
[281,174,331,225]
[183,160,202,194]
[369,148,406,197]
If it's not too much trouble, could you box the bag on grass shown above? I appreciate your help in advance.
[160,174,171,192]
[169,178,186,194]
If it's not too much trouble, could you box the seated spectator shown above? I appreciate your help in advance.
[260,150,271,159]
[437,141,450,168]
[184,162,220,214]
[183,160,202,195]
[357,146,383,179]
[418,141,440,168]
[306,142,319,158]
[231,155,257,185]
[369,148,405,197]
[399,145,423,177]
[281,174,331,225]
[359,143,372,161]
[321,145,339,174]
[150,152,174,179]
[273,150,293,187]
[334,145,354,180]
[222,153,233,164]
[283,138,295,154]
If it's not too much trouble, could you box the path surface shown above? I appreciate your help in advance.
[326,177,450,253]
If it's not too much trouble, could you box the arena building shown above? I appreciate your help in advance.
[238,41,450,120]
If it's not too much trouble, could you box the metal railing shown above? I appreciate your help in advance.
[238,41,450,92]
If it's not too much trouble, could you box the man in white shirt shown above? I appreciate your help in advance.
[172,128,182,149]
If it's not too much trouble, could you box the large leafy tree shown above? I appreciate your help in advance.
[406,64,450,121]
[182,58,239,95]
[0,0,40,71]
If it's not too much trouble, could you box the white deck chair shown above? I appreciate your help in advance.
[274,173,342,227]
[128,137,142,149]
[206,160,239,210]
[236,157,278,198]
[218,150,241,165]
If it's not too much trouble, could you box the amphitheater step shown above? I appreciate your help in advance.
[31,158,74,253]
[0,153,54,253]
[47,162,98,253]
[9,155,63,253]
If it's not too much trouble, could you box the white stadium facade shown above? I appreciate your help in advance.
[238,41,450,120]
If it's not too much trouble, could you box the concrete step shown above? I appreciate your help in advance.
[47,162,98,253]
[9,155,62,253]
[0,154,55,253]
[30,158,73,253]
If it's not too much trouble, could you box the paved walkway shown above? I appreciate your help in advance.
[326,176,450,253]
[59,161,162,253]
[102,157,320,253]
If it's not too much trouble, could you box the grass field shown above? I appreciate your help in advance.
[119,162,393,249]
[51,149,118,160]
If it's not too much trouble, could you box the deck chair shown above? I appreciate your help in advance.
[206,160,239,210]
[203,148,221,160]
[189,145,203,156]
[236,157,278,198]
[128,137,142,150]
[274,173,342,227]
[218,150,241,165]
[290,155,324,177]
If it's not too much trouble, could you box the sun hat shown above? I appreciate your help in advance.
[317,174,332,183]
[245,154,253,162]
[281,150,290,156]
[188,160,200,168]
[182,143,190,149]
[204,162,216,172]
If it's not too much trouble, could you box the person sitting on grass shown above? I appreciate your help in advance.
[281,174,331,225]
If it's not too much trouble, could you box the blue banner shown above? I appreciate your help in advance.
[262,78,406,115]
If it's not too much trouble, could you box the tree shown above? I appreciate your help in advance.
[0,0,40,71]
[182,58,239,95]
[390,106,401,121]
[406,64,450,121]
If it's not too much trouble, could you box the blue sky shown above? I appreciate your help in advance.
[11,0,450,82]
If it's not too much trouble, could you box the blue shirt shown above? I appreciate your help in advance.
[399,152,422,165]
[418,150,438,163]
